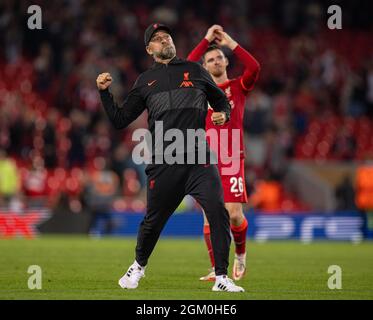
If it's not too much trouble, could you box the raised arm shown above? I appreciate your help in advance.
[187,25,223,62]
[216,31,260,92]
[96,73,146,129]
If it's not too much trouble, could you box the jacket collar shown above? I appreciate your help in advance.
[151,56,183,68]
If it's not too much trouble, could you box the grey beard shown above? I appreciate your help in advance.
[156,46,176,60]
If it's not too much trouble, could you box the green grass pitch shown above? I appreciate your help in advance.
[0,236,372,300]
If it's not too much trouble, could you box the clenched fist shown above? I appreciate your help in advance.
[211,112,227,126]
[96,72,113,90]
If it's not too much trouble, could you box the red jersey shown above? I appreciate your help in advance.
[206,78,247,161]
[187,39,260,162]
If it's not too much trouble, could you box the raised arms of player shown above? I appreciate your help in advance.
[187,26,261,93]
[96,73,146,129]
[215,31,261,93]
[187,25,222,62]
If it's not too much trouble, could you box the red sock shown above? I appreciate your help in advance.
[203,225,215,268]
[231,218,248,255]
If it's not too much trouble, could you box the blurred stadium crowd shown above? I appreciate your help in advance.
[0,0,373,214]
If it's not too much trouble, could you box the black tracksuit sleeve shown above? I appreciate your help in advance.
[99,80,146,130]
[199,66,231,121]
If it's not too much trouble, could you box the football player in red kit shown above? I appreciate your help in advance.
[187,25,260,281]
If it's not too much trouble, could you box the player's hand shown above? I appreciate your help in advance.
[96,72,113,90]
[215,31,238,50]
[211,112,227,126]
[205,25,223,43]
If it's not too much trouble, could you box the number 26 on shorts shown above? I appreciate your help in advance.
[230,177,243,194]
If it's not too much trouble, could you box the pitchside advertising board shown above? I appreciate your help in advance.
[93,211,373,241]
[0,209,51,239]
[1,209,372,241]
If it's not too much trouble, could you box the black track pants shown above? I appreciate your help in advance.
[135,163,231,276]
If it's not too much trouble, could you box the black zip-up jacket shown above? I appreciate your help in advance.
[99,56,231,163]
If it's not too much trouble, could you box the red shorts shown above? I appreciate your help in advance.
[217,158,248,203]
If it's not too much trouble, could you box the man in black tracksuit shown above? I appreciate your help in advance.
[96,23,244,292]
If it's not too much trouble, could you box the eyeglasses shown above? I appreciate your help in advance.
[150,34,172,43]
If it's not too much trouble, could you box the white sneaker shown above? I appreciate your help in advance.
[118,261,145,289]
[199,268,216,281]
[212,275,245,292]
[232,253,246,280]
